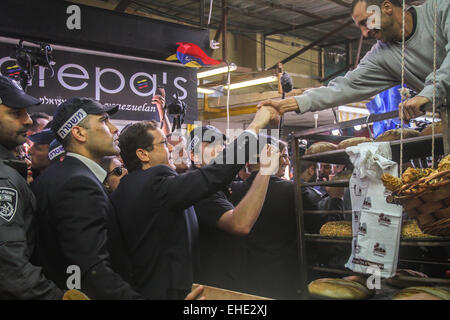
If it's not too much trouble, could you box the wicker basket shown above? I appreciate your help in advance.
[386,169,450,236]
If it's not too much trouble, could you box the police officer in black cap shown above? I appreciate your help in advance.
[0,75,64,299]
[32,97,142,299]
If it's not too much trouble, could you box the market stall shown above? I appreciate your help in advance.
[290,109,450,300]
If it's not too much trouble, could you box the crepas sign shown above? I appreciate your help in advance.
[0,41,198,122]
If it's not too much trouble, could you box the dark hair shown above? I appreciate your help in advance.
[29,112,51,132]
[351,0,401,12]
[299,160,317,174]
[118,120,158,172]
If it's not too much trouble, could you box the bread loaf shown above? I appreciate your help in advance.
[305,142,338,155]
[308,278,372,300]
[320,221,352,237]
[337,137,373,149]
[375,129,419,142]
[392,286,450,300]
[62,289,90,300]
[420,122,442,136]
[401,220,436,239]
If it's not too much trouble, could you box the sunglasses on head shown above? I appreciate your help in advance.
[107,165,125,177]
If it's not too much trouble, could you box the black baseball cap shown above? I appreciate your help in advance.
[51,97,118,142]
[0,75,41,109]
[189,125,226,151]
[28,128,55,145]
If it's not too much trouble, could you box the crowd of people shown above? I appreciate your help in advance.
[1,0,448,300]
[0,73,348,300]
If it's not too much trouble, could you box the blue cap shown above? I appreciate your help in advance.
[28,128,55,145]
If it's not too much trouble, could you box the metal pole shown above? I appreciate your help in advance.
[292,137,309,299]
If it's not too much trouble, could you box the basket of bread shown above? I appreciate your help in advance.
[381,155,450,236]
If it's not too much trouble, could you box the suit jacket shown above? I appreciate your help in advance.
[31,156,141,299]
[110,132,257,299]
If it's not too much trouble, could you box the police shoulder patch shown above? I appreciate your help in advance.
[0,187,18,222]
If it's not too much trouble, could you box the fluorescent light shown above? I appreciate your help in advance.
[197,64,237,79]
[354,125,362,131]
[197,87,215,94]
[224,76,277,90]
[338,106,370,115]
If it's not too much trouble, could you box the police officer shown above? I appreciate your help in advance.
[0,75,64,299]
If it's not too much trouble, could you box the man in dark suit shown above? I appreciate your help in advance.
[110,106,279,299]
[31,98,142,299]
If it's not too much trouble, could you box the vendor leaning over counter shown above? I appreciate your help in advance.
[258,0,449,122]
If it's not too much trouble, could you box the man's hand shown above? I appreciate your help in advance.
[247,106,280,134]
[257,97,299,115]
[399,96,429,121]
[152,95,166,113]
[185,285,205,300]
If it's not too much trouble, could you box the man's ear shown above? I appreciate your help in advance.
[136,148,150,163]
[381,0,393,15]
[71,126,88,143]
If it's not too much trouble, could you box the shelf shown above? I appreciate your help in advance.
[390,134,444,163]
[301,148,349,165]
[302,179,349,188]
[305,234,450,247]
[299,134,354,143]
[309,266,450,285]
[299,134,444,165]
[303,210,352,215]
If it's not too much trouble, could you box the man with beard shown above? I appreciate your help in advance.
[0,75,63,299]
[258,0,450,122]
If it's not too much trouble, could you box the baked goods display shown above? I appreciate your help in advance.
[383,155,450,236]
[308,278,372,300]
[420,122,443,136]
[375,128,419,142]
[337,137,373,149]
[401,220,437,238]
[438,154,450,172]
[305,142,338,155]
[320,221,352,237]
[392,286,450,300]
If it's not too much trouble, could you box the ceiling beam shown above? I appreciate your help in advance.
[269,20,353,69]
[114,0,134,12]
[265,13,350,36]
[324,0,351,8]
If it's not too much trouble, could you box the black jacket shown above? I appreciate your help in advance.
[0,144,63,299]
[31,156,141,300]
[110,132,257,299]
